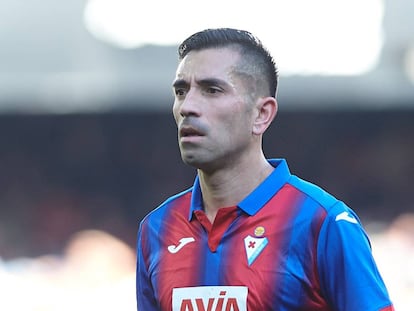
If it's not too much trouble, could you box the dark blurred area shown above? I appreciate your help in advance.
[0,1,413,309]
[0,108,412,260]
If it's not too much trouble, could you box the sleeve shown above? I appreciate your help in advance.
[136,220,160,311]
[317,202,394,311]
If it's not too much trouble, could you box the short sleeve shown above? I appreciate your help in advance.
[317,202,394,311]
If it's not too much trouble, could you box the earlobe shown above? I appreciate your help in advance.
[252,97,278,135]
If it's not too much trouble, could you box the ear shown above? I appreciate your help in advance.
[252,97,278,135]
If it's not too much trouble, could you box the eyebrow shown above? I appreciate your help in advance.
[172,79,188,89]
[172,77,229,89]
[197,78,228,88]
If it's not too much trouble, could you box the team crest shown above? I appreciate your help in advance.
[244,234,268,266]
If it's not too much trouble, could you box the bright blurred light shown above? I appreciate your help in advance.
[404,45,414,85]
[1,218,414,311]
[83,0,384,76]
[0,230,136,311]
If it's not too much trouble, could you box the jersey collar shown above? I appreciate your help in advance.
[188,158,292,220]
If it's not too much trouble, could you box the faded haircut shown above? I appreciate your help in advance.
[178,28,279,98]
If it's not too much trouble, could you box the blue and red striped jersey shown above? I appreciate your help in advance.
[136,159,394,311]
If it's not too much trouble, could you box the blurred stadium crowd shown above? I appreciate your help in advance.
[0,110,412,309]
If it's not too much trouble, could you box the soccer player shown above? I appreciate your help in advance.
[136,28,394,311]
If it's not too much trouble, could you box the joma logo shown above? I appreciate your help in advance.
[179,291,239,311]
[172,286,247,311]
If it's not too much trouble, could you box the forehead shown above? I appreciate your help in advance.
[175,47,241,80]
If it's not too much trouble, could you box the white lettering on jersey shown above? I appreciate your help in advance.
[172,286,248,311]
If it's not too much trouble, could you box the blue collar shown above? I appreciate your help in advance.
[188,158,292,220]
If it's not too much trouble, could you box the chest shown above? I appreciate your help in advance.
[145,210,327,310]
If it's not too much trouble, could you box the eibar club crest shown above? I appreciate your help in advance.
[243,235,268,266]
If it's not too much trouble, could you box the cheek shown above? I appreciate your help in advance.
[226,107,253,133]
[172,102,180,123]
[220,113,252,143]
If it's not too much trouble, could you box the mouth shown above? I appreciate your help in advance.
[180,127,202,137]
[179,126,205,140]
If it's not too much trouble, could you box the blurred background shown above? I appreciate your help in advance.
[0,0,413,309]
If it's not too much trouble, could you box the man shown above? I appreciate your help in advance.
[136,28,394,311]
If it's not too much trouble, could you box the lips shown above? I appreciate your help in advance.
[179,126,203,137]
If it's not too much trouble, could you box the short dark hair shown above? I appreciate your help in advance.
[178,28,279,98]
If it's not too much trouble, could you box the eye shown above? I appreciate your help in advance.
[174,88,187,97]
[205,86,222,94]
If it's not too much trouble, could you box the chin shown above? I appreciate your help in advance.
[181,153,207,168]
[182,156,201,168]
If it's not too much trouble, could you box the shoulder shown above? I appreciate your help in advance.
[287,174,361,227]
[140,187,193,227]
[288,175,339,210]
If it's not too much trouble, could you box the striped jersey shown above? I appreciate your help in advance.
[136,159,394,311]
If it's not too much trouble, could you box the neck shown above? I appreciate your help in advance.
[197,153,274,222]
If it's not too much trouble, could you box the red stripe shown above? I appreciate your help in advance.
[223,184,308,308]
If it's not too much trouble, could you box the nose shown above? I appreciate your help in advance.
[176,88,201,117]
